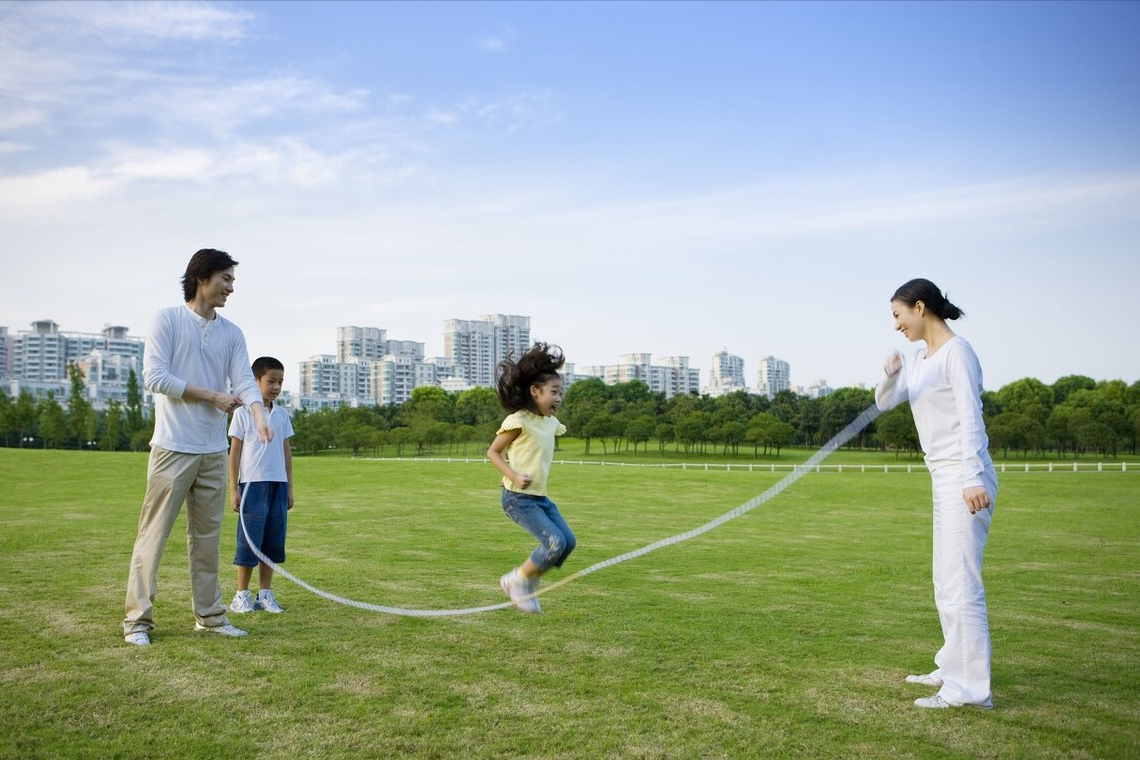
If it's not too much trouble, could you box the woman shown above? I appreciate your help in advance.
[876,278,997,710]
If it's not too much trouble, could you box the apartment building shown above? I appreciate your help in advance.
[5,320,145,409]
[757,355,791,398]
[579,353,701,399]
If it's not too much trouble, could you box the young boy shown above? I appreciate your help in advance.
[228,356,294,615]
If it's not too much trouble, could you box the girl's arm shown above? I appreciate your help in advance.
[487,428,531,490]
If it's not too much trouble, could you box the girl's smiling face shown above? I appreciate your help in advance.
[530,377,564,416]
[891,299,926,343]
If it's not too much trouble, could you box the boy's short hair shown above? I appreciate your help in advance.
[252,356,285,379]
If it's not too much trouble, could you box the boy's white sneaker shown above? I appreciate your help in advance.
[124,631,150,646]
[255,589,284,614]
[230,590,255,614]
[194,622,248,638]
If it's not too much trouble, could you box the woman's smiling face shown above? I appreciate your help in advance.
[891,299,926,343]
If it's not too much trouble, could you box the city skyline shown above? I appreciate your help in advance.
[2,1,1139,396]
[2,315,814,405]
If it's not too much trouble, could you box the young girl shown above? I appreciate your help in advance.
[487,342,576,613]
[875,278,997,710]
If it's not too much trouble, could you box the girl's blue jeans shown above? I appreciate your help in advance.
[501,489,576,571]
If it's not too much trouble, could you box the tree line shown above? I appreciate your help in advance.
[1,366,1137,459]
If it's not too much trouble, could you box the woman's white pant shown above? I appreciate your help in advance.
[928,466,997,708]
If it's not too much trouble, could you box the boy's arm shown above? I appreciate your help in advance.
[285,439,294,510]
[229,436,243,511]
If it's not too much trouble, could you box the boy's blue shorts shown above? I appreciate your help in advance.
[234,481,288,567]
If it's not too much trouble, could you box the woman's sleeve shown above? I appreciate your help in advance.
[947,343,989,488]
[875,356,908,412]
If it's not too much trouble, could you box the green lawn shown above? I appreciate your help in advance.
[0,448,1137,759]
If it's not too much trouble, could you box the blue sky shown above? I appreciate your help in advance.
[2,0,1138,395]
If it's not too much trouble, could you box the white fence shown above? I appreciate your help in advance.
[359,457,1137,474]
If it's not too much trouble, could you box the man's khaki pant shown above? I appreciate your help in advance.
[123,446,229,635]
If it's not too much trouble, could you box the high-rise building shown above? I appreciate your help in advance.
[336,326,387,363]
[0,327,10,382]
[704,349,747,396]
[757,355,791,398]
[298,326,440,409]
[8,320,145,409]
[579,353,700,399]
[443,314,530,387]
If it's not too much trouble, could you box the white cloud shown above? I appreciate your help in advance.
[2,1,254,44]
[476,36,505,52]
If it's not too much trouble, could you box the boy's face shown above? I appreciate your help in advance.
[258,368,284,404]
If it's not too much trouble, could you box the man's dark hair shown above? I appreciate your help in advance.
[252,356,285,380]
[182,248,239,301]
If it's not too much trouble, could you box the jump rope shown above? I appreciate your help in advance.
[237,403,882,618]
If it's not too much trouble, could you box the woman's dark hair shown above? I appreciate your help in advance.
[182,248,239,301]
[891,278,964,320]
[495,342,565,413]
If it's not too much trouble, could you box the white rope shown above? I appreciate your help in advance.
[238,403,882,617]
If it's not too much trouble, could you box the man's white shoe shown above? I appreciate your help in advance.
[906,672,944,687]
[194,622,248,637]
[914,695,993,710]
[255,589,284,614]
[124,631,150,646]
[230,590,255,614]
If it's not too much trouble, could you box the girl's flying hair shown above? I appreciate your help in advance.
[495,342,565,413]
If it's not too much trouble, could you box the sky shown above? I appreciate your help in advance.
[2,0,1138,396]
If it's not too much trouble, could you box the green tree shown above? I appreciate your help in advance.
[819,387,874,447]
[125,367,144,436]
[100,400,125,451]
[996,377,1052,419]
[13,390,38,447]
[1052,375,1096,405]
[0,388,11,446]
[67,362,96,449]
[454,387,501,427]
[624,415,655,454]
[401,386,454,426]
[37,393,67,449]
[876,405,919,458]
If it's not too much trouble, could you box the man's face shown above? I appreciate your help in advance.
[198,267,235,308]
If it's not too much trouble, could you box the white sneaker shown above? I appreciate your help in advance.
[255,589,284,614]
[498,569,534,613]
[914,695,993,710]
[906,672,944,687]
[230,590,255,614]
[521,575,542,613]
[194,622,248,637]
[124,631,150,646]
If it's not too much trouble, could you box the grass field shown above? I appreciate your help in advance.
[1,447,1137,760]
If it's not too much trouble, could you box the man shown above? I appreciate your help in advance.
[123,248,273,646]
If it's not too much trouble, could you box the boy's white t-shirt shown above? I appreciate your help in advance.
[229,404,294,483]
